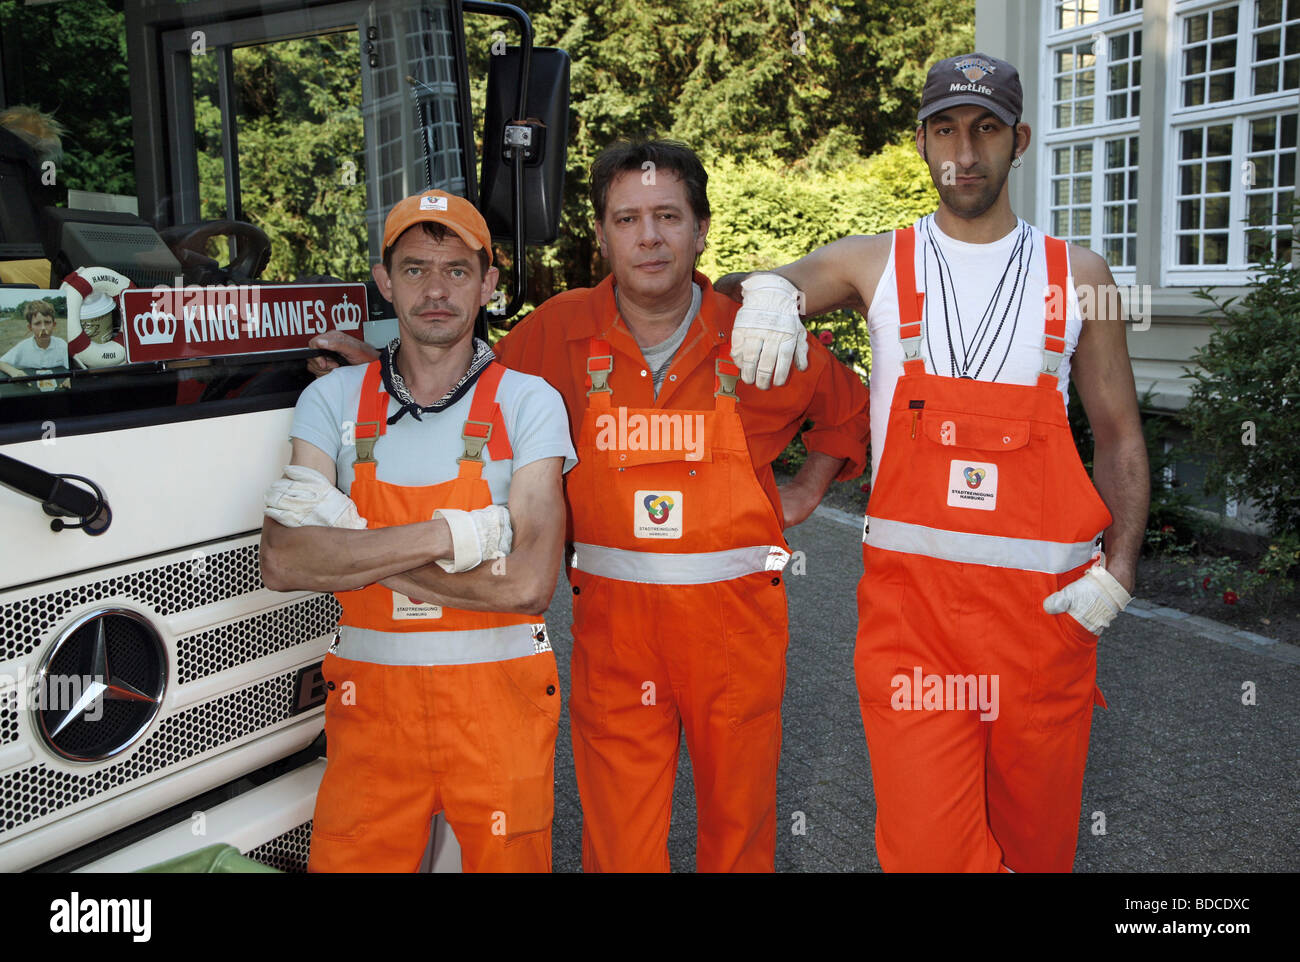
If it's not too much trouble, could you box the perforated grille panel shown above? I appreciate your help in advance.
[0,671,296,837]
[245,820,312,873]
[0,689,17,745]
[0,544,262,662]
[177,595,340,684]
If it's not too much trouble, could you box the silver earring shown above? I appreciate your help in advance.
[1011,155,1023,168]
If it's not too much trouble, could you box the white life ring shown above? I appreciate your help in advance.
[61,266,132,369]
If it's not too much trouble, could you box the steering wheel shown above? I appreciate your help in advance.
[159,219,272,284]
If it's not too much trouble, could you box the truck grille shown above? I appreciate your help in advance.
[0,671,297,837]
[1,544,264,663]
[245,820,313,873]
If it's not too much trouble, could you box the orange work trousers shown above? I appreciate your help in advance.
[568,569,790,872]
[855,549,1103,872]
[308,650,561,872]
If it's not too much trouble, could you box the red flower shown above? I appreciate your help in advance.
[1258,568,1266,574]
[1223,590,1239,605]
[1202,576,1212,590]
[860,483,871,494]
[1161,525,1175,534]
[818,329,834,346]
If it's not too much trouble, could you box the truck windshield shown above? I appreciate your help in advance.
[0,0,470,440]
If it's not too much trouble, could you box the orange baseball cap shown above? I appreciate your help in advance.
[382,189,493,265]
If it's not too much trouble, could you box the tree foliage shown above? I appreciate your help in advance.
[0,0,133,195]
[522,0,973,295]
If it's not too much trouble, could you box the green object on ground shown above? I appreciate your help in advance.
[137,843,280,873]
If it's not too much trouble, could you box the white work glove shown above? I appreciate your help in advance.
[733,273,810,390]
[264,465,367,529]
[432,505,513,573]
[1042,563,1132,635]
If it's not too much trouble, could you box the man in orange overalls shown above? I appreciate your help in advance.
[493,141,869,872]
[314,141,871,872]
[718,54,1150,872]
[261,191,575,872]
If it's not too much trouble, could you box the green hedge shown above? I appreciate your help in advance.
[699,142,938,372]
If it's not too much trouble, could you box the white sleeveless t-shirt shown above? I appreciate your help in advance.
[865,214,1083,480]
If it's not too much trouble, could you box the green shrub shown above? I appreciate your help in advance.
[699,141,939,377]
[1179,248,1300,533]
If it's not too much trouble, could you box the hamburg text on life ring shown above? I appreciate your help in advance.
[61,266,133,369]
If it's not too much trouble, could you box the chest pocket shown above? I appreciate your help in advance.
[922,410,1032,453]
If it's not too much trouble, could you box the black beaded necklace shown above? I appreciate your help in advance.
[920,216,1031,379]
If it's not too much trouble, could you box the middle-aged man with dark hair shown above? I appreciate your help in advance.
[314,140,870,872]
[718,53,1150,872]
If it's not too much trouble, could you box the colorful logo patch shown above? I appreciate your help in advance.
[954,56,996,82]
[947,460,998,511]
[643,493,675,525]
[634,489,683,539]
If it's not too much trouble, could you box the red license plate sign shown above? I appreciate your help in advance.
[119,283,367,363]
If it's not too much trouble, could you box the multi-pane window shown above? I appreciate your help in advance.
[1169,1,1297,276]
[1056,0,1101,29]
[1050,144,1095,243]
[1175,124,1234,266]
[1181,5,1240,106]
[1107,29,1142,118]
[1252,0,1300,95]
[1055,43,1098,127]
[1103,135,1140,266]
[1245,112,1297,260]
[1043,0,1143,270]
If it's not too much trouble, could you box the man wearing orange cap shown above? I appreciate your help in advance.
[314,143,870,872]
[261,189,576,872]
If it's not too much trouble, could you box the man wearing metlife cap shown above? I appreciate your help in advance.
[718,54,1149,872]
[260,190,576,872]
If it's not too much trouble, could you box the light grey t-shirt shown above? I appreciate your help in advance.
[638,283,702,398]
[291,362,577,503]
[1,336,69,370]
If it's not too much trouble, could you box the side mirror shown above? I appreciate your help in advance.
[480,46,570,245]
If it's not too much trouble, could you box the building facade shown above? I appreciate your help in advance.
[976,0,1297,412]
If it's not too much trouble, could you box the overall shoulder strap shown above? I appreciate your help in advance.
[354,360,387,465]
[460,360,513,464]
[894,226,927,375]
[1037,234,1070,388]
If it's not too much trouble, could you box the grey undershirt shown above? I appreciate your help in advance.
[635,283,702,398]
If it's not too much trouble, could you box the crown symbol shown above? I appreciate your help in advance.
[331,294,363,331]
[133,302,178,345]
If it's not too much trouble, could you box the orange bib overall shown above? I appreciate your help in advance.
[566,339,792,872]
[308,360,561,873]
[854,228,1112,872]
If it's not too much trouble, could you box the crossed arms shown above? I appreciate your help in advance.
[259,438,566,615]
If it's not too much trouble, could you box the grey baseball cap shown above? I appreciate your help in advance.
[918,53,1023,127]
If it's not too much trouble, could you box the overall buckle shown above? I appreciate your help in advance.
[587,354,614,395]
[714,358,740,399]
[354,421,381,463]
[460,419,493,462]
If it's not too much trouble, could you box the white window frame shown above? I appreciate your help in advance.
[1164,0,1298,285]
[1039,0,1145,281]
